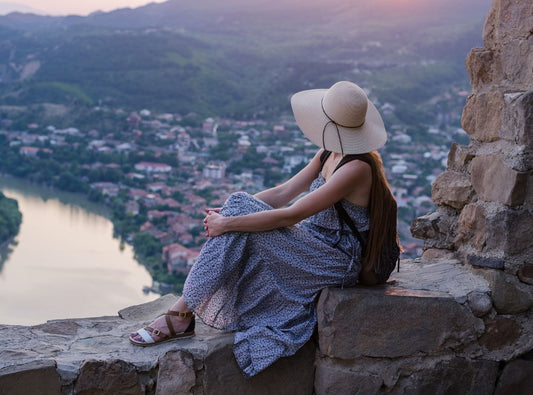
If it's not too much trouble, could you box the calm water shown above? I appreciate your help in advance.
[0,176,158,325]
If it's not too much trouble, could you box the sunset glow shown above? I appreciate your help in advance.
[3,0,167,16]
[3,0,440,17]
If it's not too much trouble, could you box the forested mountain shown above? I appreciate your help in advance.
[0,0,489,118]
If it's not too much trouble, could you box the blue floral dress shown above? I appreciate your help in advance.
[182,174,369,378]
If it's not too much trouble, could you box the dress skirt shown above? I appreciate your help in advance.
[183,188,368,378]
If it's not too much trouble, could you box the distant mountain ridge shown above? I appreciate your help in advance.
[0,2,43,16]
[0,0,490,32]
[0,0,489,118]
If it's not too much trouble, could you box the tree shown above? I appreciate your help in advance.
[132,232,162,258]
[0,193,23,244]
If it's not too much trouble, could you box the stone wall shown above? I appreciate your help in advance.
[315,258,533,394]
[411,0,533,310]
[1,259,532,394]
[0,293,316,395]
[406,0,533,392]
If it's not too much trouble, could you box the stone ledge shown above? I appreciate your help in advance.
[315,259,533,394]
[0,259,531,394]
[317,258,490,361]
[317,286,484,360]
[0,293,314,395]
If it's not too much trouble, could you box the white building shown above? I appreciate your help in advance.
[134,162,172,173]
[203,162,226,180]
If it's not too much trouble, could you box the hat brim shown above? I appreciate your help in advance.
[291,89,387,154]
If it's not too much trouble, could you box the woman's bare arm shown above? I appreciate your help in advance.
[205,159,371,236]
[253,150,323,208]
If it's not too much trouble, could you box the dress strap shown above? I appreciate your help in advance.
[319,150,332,173]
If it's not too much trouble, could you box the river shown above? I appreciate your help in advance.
[0,176,159,326]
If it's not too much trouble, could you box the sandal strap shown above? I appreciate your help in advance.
[165,314,176,337]
[142,311,194,340]
[164,310,193,337]
[145,326,170,340]
[166,310,194,319]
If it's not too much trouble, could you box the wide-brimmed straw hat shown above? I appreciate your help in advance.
[291,81,387,155]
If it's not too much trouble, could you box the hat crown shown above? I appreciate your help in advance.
[323,81,368,128]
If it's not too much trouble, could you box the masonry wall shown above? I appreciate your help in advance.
[412,0,533,295]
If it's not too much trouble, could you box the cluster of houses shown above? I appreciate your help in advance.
[1,86,469,270]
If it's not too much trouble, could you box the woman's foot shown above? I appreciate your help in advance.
[129,297,195,345]
[129,310,195,346]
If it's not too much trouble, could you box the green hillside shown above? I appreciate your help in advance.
[0,0,488,118]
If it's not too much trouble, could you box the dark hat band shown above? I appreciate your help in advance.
[321,97,366,129]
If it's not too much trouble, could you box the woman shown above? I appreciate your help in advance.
[129,81,399,378]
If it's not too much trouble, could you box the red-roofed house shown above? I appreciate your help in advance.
[163,243,198,274]
[129,189,149,201]
[19,146,40,157]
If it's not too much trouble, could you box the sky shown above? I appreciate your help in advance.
[1,0,167,16]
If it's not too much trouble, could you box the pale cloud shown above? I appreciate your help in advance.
[13,0,167,16]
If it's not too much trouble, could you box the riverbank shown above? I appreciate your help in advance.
[0,236,15,250]
[0,169,190,294]
[0,176,159,325]
[0,174,110,218]
[0,189,22,249]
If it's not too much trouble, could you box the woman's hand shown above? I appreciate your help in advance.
[203,210,226,237]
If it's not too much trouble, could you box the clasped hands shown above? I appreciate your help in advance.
[203,208,224,237]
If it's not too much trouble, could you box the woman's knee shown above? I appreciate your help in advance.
[221,192,271,216]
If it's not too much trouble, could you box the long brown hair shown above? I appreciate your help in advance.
[356,151,400,275]
[320,149,400,279]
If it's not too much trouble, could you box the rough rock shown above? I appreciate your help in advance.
[467,255,505,270]
[394,358,499,395]
[315,355,499,395]
[0,258,530,395]
[494,207,533,256]
[410,209,458,249]
[389,258,490,301]
[416,0,533,283]
[482,0,533,91]
[456,203,488,251]
[518,265,533,285]
[420,248,457,260]
[74,359,143,395]
[200,338,315,395]
[0,360,61,395]
[483,0,533,48]
[494,359,533,395]
[156,350,196,395]
[0,296,316,395]
[465,48,496,90]
[432,170,474,209]
[461,90,503,141]
[447,142,475,172]
[502,91,533,148]
[499,36,533,91]
[467,291,493,317]
[471,154,528,206]
[314,357,384,395]
[479,317,522,352]
[456,202,533,258]
[317,285,483,359]
[485,270,533,314]
[526,172,533,206]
